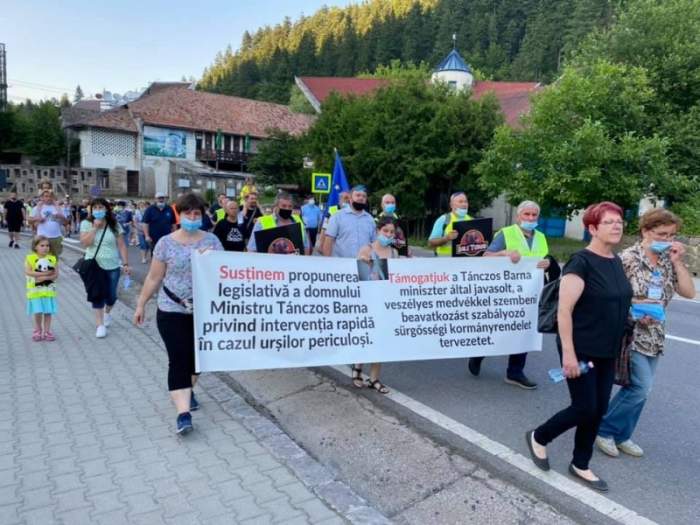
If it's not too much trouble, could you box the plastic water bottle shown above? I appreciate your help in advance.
[647,270,663,301]
[548,361,594,383]
[122,275,131,290]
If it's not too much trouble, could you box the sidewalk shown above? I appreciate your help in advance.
[0,240,380,524]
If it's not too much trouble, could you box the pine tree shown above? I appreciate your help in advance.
[73,85,84,103]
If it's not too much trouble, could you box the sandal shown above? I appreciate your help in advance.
[43,331,56,342]
[366,379,389,394]
[351,365,364,388]
[32,329,43,342]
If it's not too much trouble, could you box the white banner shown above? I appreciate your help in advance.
[192,252,543,372]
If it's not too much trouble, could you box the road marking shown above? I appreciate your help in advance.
[332,365,657,525]
[666,335,700,346]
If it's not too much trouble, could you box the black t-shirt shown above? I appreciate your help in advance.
[213,219,245,251]
[3,200,24,222]
[78,206,89,221]
[562,249,633,359]
[239,207,263,241]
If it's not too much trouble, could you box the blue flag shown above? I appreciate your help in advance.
[326,150,350,216]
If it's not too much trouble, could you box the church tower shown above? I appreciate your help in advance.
[432,36,474,91]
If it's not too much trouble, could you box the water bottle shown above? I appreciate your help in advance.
[548,361,594,383]
[122,275,131,290]
[647,270,663,301]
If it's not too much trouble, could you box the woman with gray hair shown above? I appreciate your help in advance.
[468,200,552,389]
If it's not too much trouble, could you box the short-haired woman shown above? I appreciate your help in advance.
[80,198,130,338]
[133,193,222,435]
[596,209,695,458]
[526,202,633,492]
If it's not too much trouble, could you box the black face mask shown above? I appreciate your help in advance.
[278,209,293,220]
[351,201,365,211]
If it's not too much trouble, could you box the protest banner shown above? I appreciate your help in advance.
[253,223,304,255]
[192,252,543,372]
[452,218,493,257]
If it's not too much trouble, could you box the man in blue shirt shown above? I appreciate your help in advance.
[323,185,376,258]
[301,195,322,251]
[142,192,176,251]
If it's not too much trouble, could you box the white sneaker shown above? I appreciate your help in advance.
[104,313,113,327]
[618,439,644,457]
[595,436,619,457]
[96,325,107,338]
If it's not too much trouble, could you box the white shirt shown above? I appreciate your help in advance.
[32,203,67,239]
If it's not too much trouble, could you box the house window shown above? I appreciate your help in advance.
[205,133,212,151]
[97,169,109,189]
[224,135,231,152]
[448,81,458,90]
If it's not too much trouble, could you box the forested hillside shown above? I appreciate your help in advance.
[198,0,617,103]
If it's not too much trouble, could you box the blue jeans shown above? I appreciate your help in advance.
[598,351,659,443]
[91,268,121,309]
[137,231,148,251]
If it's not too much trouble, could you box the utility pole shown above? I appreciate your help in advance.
[0,43,7,111]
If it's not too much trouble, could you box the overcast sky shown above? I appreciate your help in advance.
[3,0,355,102]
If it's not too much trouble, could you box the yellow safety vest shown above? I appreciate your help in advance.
[215,208,226,223]
[258,214,306,244]
[26,253,57,300]
[501,224,548,257]
[435,212,473,257]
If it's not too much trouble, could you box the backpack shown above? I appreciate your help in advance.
[538,278,560,333]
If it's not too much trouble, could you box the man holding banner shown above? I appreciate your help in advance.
[428,191,473,256]
[247,192,311,255]
[468,200,551,389]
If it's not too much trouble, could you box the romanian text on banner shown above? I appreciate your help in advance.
[192,252,544,372]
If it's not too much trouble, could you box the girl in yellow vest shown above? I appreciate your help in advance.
[25,235,59,342]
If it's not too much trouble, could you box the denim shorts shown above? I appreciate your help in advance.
[91,268,121,309]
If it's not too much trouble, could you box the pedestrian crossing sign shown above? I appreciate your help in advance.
[312,172,331,194]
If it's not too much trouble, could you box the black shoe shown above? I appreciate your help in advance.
[8,240,13,248]
[568,464,609,492]
[525,430,550,471]
[505,374,538,390]
[176,412,193,435]
[468,357,482,377]
[14,244,20,249]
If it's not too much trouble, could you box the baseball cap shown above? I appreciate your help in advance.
[155,192,166,199]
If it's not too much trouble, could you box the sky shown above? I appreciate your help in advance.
[2,0,356,103]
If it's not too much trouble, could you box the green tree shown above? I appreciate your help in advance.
[26,101,66,165]
[289,84,317,114]
[304,79,502,218]
[73,85,84,103]
[248,129,307,189]
[477,61,673,216]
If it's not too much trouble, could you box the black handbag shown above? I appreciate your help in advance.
[73,227,108,302]
[537,278,560,333]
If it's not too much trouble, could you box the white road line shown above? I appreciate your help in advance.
[332,365,657,525]
[666,335,700,346]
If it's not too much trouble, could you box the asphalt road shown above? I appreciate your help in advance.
[377,296,700,525]
[58,235,699,523]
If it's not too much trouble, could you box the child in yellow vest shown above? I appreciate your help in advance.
[25,235,59,341]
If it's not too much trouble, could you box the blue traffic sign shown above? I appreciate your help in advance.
[312,172,331,194]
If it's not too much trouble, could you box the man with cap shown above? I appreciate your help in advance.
[142,192,176,251]
[323,185,376,258]
[428,191,473,256]
[467,200,551,389]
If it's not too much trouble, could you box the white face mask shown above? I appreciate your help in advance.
[308,199,315,205]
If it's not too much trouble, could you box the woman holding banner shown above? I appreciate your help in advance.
[526,202,632,492]
[133,193,223,435]
[352,216,399,393]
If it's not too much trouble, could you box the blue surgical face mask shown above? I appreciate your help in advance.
[156,201,166,209]
[342,202,350,209]
[650,241,672,254]
[181,217,202,232]
[378,235,394,247]
[520,221,538,231]
[384,204,396,214]
[455,207,469,218]
[92,210,106,220]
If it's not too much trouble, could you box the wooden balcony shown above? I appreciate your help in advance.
[196,149,254,164]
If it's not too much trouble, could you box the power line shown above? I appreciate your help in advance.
[9,78,74,92]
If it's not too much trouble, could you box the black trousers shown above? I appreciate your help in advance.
[471,353,527,377]
[156,309,198,391]
[534,347,615,470]
[306,228,318,249]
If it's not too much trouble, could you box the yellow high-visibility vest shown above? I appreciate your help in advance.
[26,253,57,299]
[258,214,306,244]
[501,224,548,257]
[435,212,473,257]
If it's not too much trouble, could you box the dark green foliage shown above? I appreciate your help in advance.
[248,129,307,189]
[303,79,503,217]
[198,0,617,103]
[0,100,66,165]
